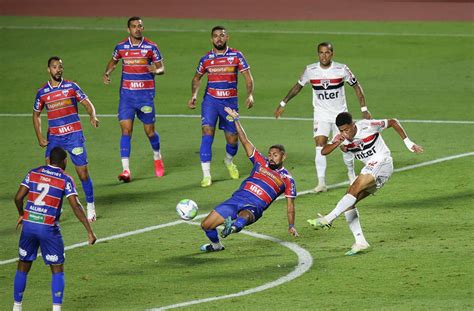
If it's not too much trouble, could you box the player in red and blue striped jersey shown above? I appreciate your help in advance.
[103,16,165,182]
[33,56,99,222]
[12,147,96,311]
[199,107,298,252]
[188,26,255,187]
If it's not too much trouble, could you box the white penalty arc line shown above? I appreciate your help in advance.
[150,222,313,311]
[0,113,473,124]
[1,151,472,266]
[2,25,473,38]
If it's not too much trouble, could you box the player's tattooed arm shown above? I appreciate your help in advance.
[32,110,48,147]
[352,83,371,119]
[286,198,299,237]
[80,99,99,128]
[241,69,254,109]
[103,58,118,84]
[224,107,255,157]
[275,83,303,119]
[188,73,203,109]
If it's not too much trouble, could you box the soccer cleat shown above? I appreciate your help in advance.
[345,243,370,256]
[307,213,332,230]
[118,170,131,183]
[221,216,235,238]
[86,203,96,223]
[314,184,328,193]
[200,243,225,252]
[154,159,165,177]
[200,176,212,187]
[225,161,239,180]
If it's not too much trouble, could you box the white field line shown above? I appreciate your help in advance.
[2,25,473,38]
[0,113,473,124]
[1,151,472,266]
[150,222,313,311]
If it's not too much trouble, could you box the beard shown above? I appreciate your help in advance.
[213,42,227,50]
[269,162,281,170]
[52,74,62,82]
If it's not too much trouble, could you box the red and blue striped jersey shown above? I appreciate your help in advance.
[234,149,296,208]
[196,47,249,100]
[113,37,162,98]
[34,79,87,137]
[21,165,77,227]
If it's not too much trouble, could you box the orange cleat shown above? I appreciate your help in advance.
[154,159,165,177]
[118,170,131,183]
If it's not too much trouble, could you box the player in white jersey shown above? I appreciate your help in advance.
[275,42,371,193]
[307,112,423,255]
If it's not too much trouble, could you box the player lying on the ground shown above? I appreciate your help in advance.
[308,112,423,255]
[199,107,298,252]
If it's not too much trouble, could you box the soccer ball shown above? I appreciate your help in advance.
[176,199,198,220]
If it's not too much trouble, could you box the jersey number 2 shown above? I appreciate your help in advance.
[34,183,50,206]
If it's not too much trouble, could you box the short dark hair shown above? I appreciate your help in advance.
[211,25,226,35]
[49,147,67,165]
[128,16,142,27]
[269,144,286,154]
[336,112,353,127]
[317,42,333,52]
[47,56,61,67]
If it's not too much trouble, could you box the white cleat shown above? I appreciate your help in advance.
[345,243,370,256]
[87,203,96,223]
[314,184,328,193]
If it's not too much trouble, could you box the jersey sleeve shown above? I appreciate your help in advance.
[368,119,388,132]
[64,175,78,198]
[33,91,44,112]
[249,149,267,166]
[112,44,122,61]
[152,44,162,63]
[237,51,250,72]
[72,82,88,102]
[196,56,206,75]
[20,172,31,189]
[297,67,310,86]
[283,174,297,198]
[343,65,358,86]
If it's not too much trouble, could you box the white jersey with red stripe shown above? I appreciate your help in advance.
[342,119,391,165]
[298,61,358,122]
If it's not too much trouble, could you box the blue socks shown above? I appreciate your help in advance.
[200,135,214,162]
[203,228,220,243]
[226,143,238,157]
[51,272,65,305]
[233,217,249,232]
[120,135,131,158]
[13,270,27,303]
[148,132,161,152]
[81,177,94,203]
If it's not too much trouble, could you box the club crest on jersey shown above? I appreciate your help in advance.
[62,90,69,97]
[321,79,330,89]
[227,57,234,64]
[140,49,147,56]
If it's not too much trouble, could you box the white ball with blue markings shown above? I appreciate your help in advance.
[176,199,198,220]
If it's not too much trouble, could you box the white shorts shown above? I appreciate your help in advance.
[313,118,339,138]
[360,157,393,194]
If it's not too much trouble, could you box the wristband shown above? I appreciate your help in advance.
[279,101,286,108]
[361,106,368,112]
[403,137,415,151]
[288,224,294,229]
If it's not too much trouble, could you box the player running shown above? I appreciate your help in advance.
[33,56,99,222]
[12,147,96,311]
[307,112,423,255]
[275,42,371,193]
[188,25,255,187]
[103,16,165,182]
[199,107,298,252]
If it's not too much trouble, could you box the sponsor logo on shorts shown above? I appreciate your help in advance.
[141,106,153,113]
[19,247,27,257]
[45,254,59,262]
[71,147,84,155]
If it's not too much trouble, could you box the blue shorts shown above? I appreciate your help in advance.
[201,97,238,134]
[214,196,264,222]
[18,224,65,265]
[118,96,156,124]
[46,132,88,166]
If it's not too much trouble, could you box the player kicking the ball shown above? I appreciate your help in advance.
[199,107,298,252]
[307,112,423,255]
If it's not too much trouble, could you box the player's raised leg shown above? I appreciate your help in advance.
[200,125,215,187]
[144,122,164,177]
[118,119,133,182]
[200,211,225,252]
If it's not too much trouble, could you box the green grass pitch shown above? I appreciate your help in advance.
[0,17,473,310]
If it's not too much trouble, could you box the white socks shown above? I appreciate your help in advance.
[326,193,357,223]
[343,152,356,182]
[344,208,369,245]
[13,302,22,311]
[224,152,233,165]
[153,150,162,160]
[53,304,62,311]
[121,158,130,172]
[201,162,211,178]
[315,146,326,185]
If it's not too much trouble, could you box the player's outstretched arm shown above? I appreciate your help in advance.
[32,111,48,147]
[80,99,99,128]
[241,69,254,109]
[387,119,423,153]
[224,107,255,157]
[188,73,203,109]
[67,195,97,245]
[14,185,28,230]
[321,133,345,155]
[103,58,119,84]
[275,83,303,118]
[352,83,371,119]
[286,197,299,237]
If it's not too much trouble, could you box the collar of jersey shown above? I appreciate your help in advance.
[128,37,144,48]
[212,46,229,56]
[48,79,64,89]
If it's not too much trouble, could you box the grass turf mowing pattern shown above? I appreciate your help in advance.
[0,17,473,310]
